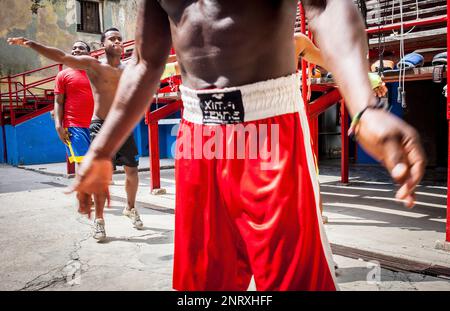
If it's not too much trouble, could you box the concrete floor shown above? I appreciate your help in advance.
[0,163,449,291]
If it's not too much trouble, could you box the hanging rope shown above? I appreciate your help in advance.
[377,0,387,77]
[391,0,419,37]
[391,0,419,109]
[397,0,405,107]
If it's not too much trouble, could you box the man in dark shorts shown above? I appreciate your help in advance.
[71,0,425,290]
[90,120,139,170]
[8,28,144,242]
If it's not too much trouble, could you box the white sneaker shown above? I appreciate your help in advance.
[93,219,106,241]
[123,208,144,229]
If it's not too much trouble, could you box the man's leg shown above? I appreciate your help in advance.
[173,120,253,291]
[124,165,139,210]
[122,166,143,229]
[224,113,337,291]
[93,193,107,241]
[94,194,106,219]
[66,127,96,222]
[114,133,143,229]
[87,123,107,241]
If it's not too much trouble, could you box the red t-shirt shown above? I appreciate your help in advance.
[54,68,94,128]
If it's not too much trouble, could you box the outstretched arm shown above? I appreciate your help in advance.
[69,0,172,215]
[295,32,387,97]
[301,0,425,207]
[295,32,325,68]
[7,37,98,70]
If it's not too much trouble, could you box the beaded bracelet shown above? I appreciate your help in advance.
[348,103,385,137]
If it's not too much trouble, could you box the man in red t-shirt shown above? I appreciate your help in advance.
[53,41,94,168]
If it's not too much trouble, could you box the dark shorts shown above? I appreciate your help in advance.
[90,119,139,168]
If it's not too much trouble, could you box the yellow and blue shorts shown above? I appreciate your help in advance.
[65,127,91,164]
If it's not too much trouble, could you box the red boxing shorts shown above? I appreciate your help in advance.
[173,73,338,291]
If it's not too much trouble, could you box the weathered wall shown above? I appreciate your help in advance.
[103,0,139,48]
[3,113,153,166]
[0,126,5,163]
[0,0,138,77]
[5,112,66,165]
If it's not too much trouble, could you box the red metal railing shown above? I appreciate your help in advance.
[0,40,137,127]
[145,74,182,191]
[446,0,449,243]
[298,2,346,182]
[366,15,447,34]
[0,81,41,107]
[0,63,62,125]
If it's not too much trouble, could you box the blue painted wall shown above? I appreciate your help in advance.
[137,107,181,160]
[160,123,179,159]
[6,113,66,166]
[3,111,179,166]
[160,110,181,159]
[133,119,178,159]
[134,119,149,157]
[357,82,404,164]
[0,126,5,164]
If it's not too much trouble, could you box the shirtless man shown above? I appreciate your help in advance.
[8,28,144,241]
[72,0,425,290]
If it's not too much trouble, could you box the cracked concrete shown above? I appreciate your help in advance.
[17,217,92,291]
[0,164,449,291]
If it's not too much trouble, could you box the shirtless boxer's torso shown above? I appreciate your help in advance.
[159,0,298,89]
[87,61,125,120]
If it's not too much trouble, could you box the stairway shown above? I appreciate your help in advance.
[364,0,447,58]
[0,40,138,126]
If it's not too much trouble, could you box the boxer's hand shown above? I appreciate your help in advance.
[7,37,32,47]
[66,151,112,218]
[373,82,387,98]
[355,109,426,208]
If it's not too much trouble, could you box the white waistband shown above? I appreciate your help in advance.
[180,73,302,124]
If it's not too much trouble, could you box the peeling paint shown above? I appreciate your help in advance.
[1,0,138,77]
[35,3,76,67]
[0,0,33,38]
[65,0,77,27]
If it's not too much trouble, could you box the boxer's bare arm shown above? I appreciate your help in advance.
[7,37,99,71]
[302,0,425,207]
